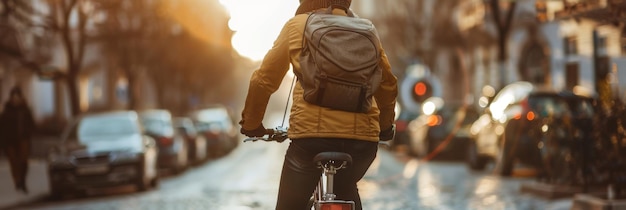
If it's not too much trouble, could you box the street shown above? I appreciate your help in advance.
[11,138,573,210]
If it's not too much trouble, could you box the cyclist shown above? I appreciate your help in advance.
[239,0,398,209]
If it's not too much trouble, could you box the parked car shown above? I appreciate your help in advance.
[139,109,188,173]
[189,105,238,158]
[406,100,479,160]
[47,111,159,198]
[540,91,597,183]
[174,117,208,165]
[466,82,573,176]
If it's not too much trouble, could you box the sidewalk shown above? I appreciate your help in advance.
[0,159,49,210]
[0,135,59,210]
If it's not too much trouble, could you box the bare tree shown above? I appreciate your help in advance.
[489,0,517,89]
[0,0,52,74]
[42,0,98,116]
[96,0,167,110]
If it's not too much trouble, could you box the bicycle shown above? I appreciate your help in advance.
[244,126,356,210]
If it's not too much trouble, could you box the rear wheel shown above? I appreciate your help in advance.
[151,176,159,188]
[49,187,65,200]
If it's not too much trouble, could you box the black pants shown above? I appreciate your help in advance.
[5,140,30,190]
[276,138,377,210]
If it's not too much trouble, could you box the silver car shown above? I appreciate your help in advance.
[174,117,208,165]
[189,105,239,158]
[47,111,159,199]
[139,109,189,173]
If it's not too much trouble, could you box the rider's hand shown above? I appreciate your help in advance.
[379,124,396,141]
[240,124,267,137]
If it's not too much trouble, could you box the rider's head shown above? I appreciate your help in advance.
[296,0,352,15]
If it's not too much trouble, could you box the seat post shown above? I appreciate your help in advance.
[324,164,338,201]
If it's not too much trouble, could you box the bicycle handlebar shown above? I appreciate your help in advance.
[243,126,391,148]
[243,126,289,143]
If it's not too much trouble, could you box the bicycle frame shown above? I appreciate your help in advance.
[243,127,357,210]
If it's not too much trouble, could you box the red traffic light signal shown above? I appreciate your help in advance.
[414,82,428,96]
[412,81,432,103]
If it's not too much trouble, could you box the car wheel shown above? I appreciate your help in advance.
[496,136,515,176]
[137,178,150,192]
[467,141,487,171]
[49,187,64,200]
[150,176,159,188]
[74,189,89,198]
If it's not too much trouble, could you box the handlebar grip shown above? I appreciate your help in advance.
[243,126,288,143]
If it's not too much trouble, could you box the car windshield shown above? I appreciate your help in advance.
[528,96,571,118]
[79,116,139,138]
[571,99,595,118]
[175,118,198,136]
[433,105,479,130]
[193,108,233,132]
[196,121,230,132]
[71,114,143,152]
[141,118,174,136]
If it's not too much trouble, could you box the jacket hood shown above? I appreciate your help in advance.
[296,0,351,15]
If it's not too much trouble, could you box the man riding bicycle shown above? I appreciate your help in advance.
[239,0,398,209]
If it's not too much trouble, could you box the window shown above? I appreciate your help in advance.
[564,36,578,55]
[565,63,580,91]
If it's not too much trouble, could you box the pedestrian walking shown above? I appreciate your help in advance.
[1,86,36,194]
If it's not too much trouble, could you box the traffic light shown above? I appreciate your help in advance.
[411,81,432,103]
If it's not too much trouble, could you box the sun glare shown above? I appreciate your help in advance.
[219,0,300,61]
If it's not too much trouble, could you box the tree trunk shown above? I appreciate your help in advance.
[490,0,517,89]
[497,32,508,89]
[65,72,81,116]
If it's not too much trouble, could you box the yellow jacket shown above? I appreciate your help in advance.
[241,9,398,142]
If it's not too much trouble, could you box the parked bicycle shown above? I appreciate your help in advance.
[244,126,358,210]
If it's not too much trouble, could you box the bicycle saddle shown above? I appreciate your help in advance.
[314,152,352,168]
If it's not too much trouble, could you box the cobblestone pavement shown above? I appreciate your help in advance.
[12,140,573,210]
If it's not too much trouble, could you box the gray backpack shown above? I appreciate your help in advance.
[297,9,383,113]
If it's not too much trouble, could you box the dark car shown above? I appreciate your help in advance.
[47,111,159,198]
[406,100,479,160]
[189,105,238,158]
[539,91,597,183]
[174,117,208,165]
[139,109,188,173]
[467,82,573,176]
